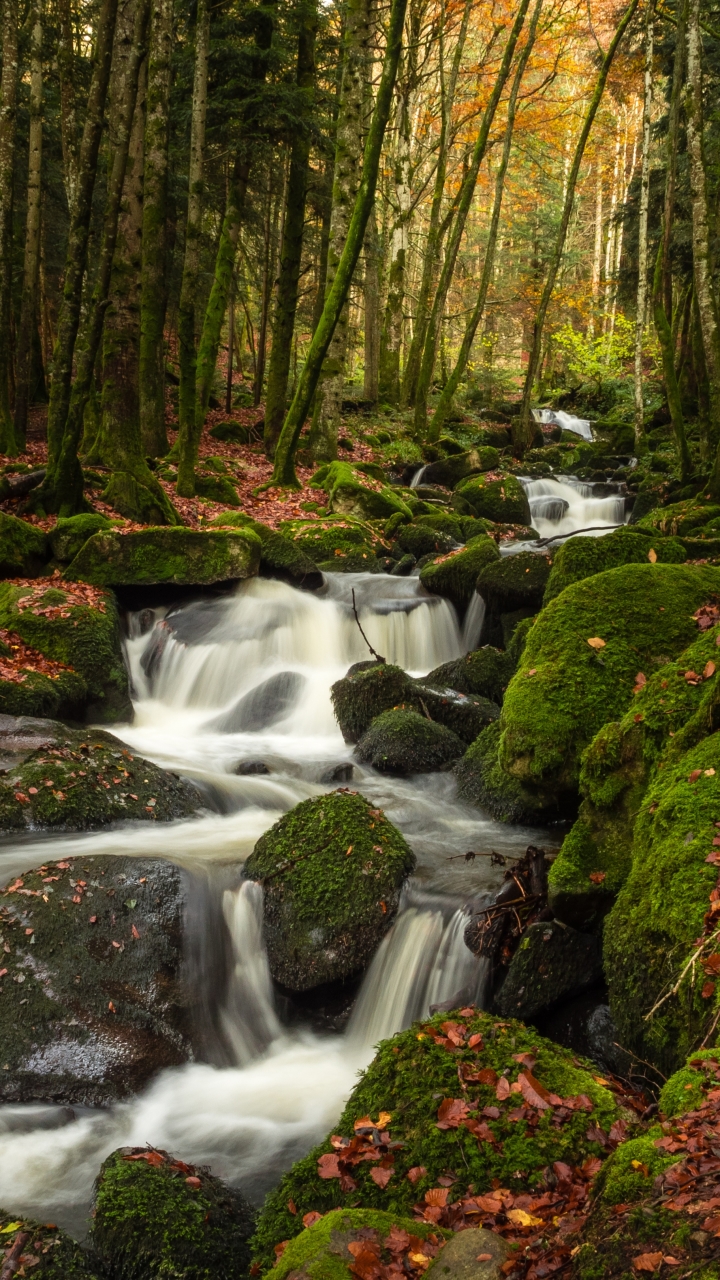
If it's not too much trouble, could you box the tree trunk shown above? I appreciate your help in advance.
[363,203,379,401]
[139,0,173,457]
[14,0,43,449]
[413,0,532,438]
[264,0,318,455]
[225,271,235,413]
[175,0,210,496]
[430,0,542,439]
[269,0,409,486]
[378,65,412,404]
[254,182,280,407]
[515,0,640,453]
[0,0,18,453]
[311,165,333,334]
[57,0,78,214]
[588,163,602,338]
[653,237,691,479]
[633,4,653,451]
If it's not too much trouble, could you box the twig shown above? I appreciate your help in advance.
[0,1232,31,1280]
[644,926,720,1021]
[533,522,626,546]
[351,589,386,663]
[469,892,543,918]
[445,850,525,861]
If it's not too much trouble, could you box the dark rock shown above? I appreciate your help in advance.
[425,647,514,704]
[331,663,415,743]
[419,535,500,612]
[476,551,551,616]
[425,1227,511,1280]
[0,1210,101,1277]
[395,524,457,558]
[494,919,603,1020]
[207,672,305,733]
[355,708,465,774]
[235,759,271,775]
[0,512,48,578]
[414,683,499,744]
[321,762,354,783]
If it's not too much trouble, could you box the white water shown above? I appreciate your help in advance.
[519,476,627,542]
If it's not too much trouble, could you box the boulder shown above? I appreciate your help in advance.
[0,717,201,832]
[262,1210,450,1280]
[476,551,551,616]
[414,512,466,542]
[207,671,304,732]
[0,511,48,578]
[280,516,382,573]
[453,475,531,525]
[494,920,603,1021]
[209,419,255,443]
[543,525,687,604]
[419,536,500,612]
[0,855,193,1106]
[49,512,114,564]
[312,462,412,523]
[251,1009,622,1270]
[412,684,499,744]
[194,472,240,505]
[101,471,182,526]
[658,1047,720,1117]
[355,708,465,774]
[425,647,514,705]
[92,1147,255,1280]
[0,1211,101,1277]
[331,662,415,742]
[0,578,131,722]
[0,637,87,721]
[208,513,322,588]
[636,496,720,537]
[65,527,262,586]
[394,524,458,559]
[455,721,541,824]
[244,792,415,991]
[420,446,500,488]
[425,1227,511,1280]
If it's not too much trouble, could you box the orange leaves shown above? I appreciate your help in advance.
[632,1254,663,1272]
[436,1098,471,1129]
[0,627,75,685]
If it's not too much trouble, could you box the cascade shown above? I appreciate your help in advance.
[518,476,627,542]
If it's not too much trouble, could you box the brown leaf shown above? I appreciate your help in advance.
[424,1187,449,1207]
[587,637,606,649]
[303,1211,323,1229]
[518,1071,552,1110]
[632,1254,663,1273]
[688,769,703,783]
[385,1226,410,1254]
[705,661,717,679]
[467,1033,484,1049]
[406,1166,427,1185]
[436,1097,471,1129]
[185,1176,201,1189]
[701,980,716,999]
[589,871,606,884]
[496,1076,511,1101]
[317,1153,341,1179]
[370,1166,393,1188]
[647,549,657,563]
[287,1199,297,1215]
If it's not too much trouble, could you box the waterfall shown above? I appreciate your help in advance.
[519,477,627,541]
[219,882,282,1065]
[462,592,486,650]
[410,465,428,488]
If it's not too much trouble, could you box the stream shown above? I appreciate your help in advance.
[0,476,627,1233]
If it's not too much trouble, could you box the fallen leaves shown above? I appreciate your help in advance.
[632,1253,663,1272]
[589,871,607,885]
[0,628,75,685]
[586,637,606,649]
[694,604,720,631]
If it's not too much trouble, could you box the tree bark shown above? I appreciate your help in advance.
[139,0,173,457]
[57,0,78,214]
[363,202,380,401]
[0,0,18,453]
[264,0,318,454]
[14,0,43,449]
[378,58,412,404]
[633,4,653,451]
[652,236,691,479]
[270,0,409,485]
[588,163,603,338]
[515,0,640,453]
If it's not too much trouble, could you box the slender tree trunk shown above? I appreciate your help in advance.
[57,0,78,214]
[0,0,18,453]
[264,0,318,454]
[312,174,333,334]
[363,203,380,401]
[413,0,532,438]
[225,270,235,414]
[430,0,542,440]
[653,237,691,478]
[254,183,280,407]
[175,0,210,496]
[634,5,653,451]
[139,0,172,457]
[14,0,43,449]
[270,0,409,486]
[588,163,603,338]
[378,67,412,403]
[515,0,640,453]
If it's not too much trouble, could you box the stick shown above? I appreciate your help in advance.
[533,522,626,546]
[0,1232,31,1280]
[351,588,386,663]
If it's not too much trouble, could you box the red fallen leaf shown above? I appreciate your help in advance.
[385,1226,410,1254]
[553,1161,574,1181]
[0,968,7,979]
[468,1033,483,1049]
[131,925,140,940]
[126,1150,164,1166]
[274,1241,289,1259]
[250,1265,262,1275]
[474,1192,507,1213]
[688,769,703,783]
[634,713,644,723]
[703,1215,720,1235]
[440,1021,465,1046]
[482,1105,501,1119]
[467,1067,498,1086]
[370,1166,393,1188]
[589,871,606,884]
[701,980,716,999]
[407,1167,427,1185]
[185,1176,201,1189]
[14,792,28,804]
[463,1118,496,1143]
[287,1199,297,1215]
[609,1118,629,1144]
[477,1256,493,1263]
[108,1001,116,1013]
[459,1007,475,1017]
[518,1072,552,1110]
[632,1253,663,1272]
[704,953,720,974]
[496,1076,511,1100]
[436,1098,470,1129]
[72,895,82,904]
[424,1187,449,1207]
[634,672,647,689]
[704,661,717,678]
[512,1052,537,1070]
[303,1211,323,1228]
[339,1172,357,1192]
[317,1153,341,1179]
[706,850,720,865]
[347,1244,383,1280]
[89,915,97,924]
[662,1258,681,1266]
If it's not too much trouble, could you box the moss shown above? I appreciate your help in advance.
[331,663,415,742]
[0,580,131,722]
[92,1147,255,1280]
[572,1204,717,1280]
[252,1009,621,1270]
[659,1049,720,1116]
[265,1210,448,1280]
[209,420,255,443]
[311,462,412,522]
[506,615,535,665]
[424,647,514,705]
[0,1210,101,1276]
[281,517,382,572]
[637,497,720,537]
[414,513,465,542]
[394,525,457,559]
[49,513,114,564]
[455,719,558,823]
[65,527,262,586]
[453,475,531,525]
[544,526,687,603]
[476,551,551,615]
[102,472,182,527]
[208,513,322,588]
[421,447,500,487]
[495,919,603,1020]
[356,708,465,774]
[413,684,499,744]
[0,512,49,577]
[194,473,240,505]
[244,792,415,990]
[419,535,500,612]
[0,666,87,720]
[593,1133,679,1207]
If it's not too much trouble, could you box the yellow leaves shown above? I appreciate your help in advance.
[648,548,657,563]
[507,1208,544,1228]
[587,637,606,649]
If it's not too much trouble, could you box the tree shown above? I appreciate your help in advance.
[633,1,653,452]
[14,0,43,449]
[0,0,18,453]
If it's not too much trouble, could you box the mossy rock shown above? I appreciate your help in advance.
[414,512,466,542]
[209,419,254,444]
[331,663,415,743]
[92,1147,255,1280]
[244,792,415,991]
[592,1133,680,1208]
[208,513,322,588]
[455,720,547,824]
[454,474,531,525]
[637,497,720,537]
[0,511,49,578]
[394,524,457,560]
[65,527,262,586]
[311,462,412,523]
[476,551,551,616]
[49,513,114,564]
[0,854,194,1106]
[658,1048,720,1117]
[544,526,687,603]
[604,732,720,1075]
[412,684,500,744]
[280,517,381,573]
[419,536,500,612]
[0,1211,101,1277]
[425,647,514,705]
[495,919,603,1021]
[498,563,720,813]
[420,447,500,488]
[102,471,182,526]
[194,473,240,505]
[0,579,131,722]
[0,664,87,721]
[356,708,465,774]
[264,1210,450,1280]
[252,1009,622,1270]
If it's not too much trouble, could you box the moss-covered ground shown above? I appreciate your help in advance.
[419,536,499,611]
[0,1209,101,1277]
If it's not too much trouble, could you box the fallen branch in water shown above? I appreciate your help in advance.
[351,589,386,663]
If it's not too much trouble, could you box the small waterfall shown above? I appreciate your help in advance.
[219,882,283,1065]
[462,592,486,650]
[410,465,428,488]
[520,476,627,541]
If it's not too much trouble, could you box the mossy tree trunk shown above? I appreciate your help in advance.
[652,238,691,481]
[264,0,319,456]
[0,0,18,455]
[269,0,410,486]
[13,0,43,450]
[363,204,379,402]
[633,4,653,453]
[514,0,640,455]
[139,0,173,458]
[57,0,78,214]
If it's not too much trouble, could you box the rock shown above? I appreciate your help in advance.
[207,671,304,732]
[101,471,182,526]
[453,474,531,525]
[0,577,132,723]
[391,553,416,576]
[425,1227,511,1280]
[425,647,514,705]
[0,855,193,1106]
[251,1009,622,1270]
[0,644,87,722]
[394,524,458,559]
[92,1146,255,1279]
[419,536,500,613]
[636,496,720,537]
[65,527,262,586]
[0,511,48,578]
[494,920,603,1021]
[262,1210,449,1280]
[321,762,354,783]
[194,472,240,505]
[420,447,500,488]
[413,684,500,744]
[49,512,114,564]
[331,662,415,742]
[235,759,271,775]
[355,708,466,774]
[0,1210,101,1277]
[658,1047,720,1117]
[280,516,382,573]
[312,461,412,522]
[208,513,322,588]
[209,419,256,443]
[477,551,551,616]
[543,525,687,604]
[455,721,548,824]
[244,792,415,991]
[414,512,466,542]
[0,717,201,832]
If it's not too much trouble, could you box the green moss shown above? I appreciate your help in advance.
[208,513,321,587]
[414,513,465,542]
[311,462,412,522]
[637,497,720,537]
[281,517,382,572]
[424,647,514,704]
[49,513,114,564]
[265,1210,448,1280]
[331,664,415,742]
[594,1133,679,1206]
[65,527,262,586]
[659,1049,720,1116]
[544,526,687,603]
[92,1147,255,1280]
[0,666,87,720]
[356,708,465,774]
[421,447,500,487]
[453,475,531,525]
[419,535,500,611]
[194,473,240,505]
[0,512,49,577]
[244,792,415,990]
[476,551,551,615]
[252,1009,621,1270]
[455,719,554,823]
[208,420,254,443]
[395,525,457,559]
[0,1210,100,1276]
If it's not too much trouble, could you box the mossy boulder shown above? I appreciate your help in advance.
[66,527,262,586]
[414,512,466,542]
[544,526,687,604]
[420,447,500,488]
[394,524,457,560]
[208,513,322,588]
[312,462,412,523]
[252,1009,622,1269]
[455,720,546,824]
[658,1048,720,1117]
[49,512,114,564]
[356,708,465,774]
[92,1147,255,1280]
[280,517,382,573]
[0,854,194,1106]
[419,536,500,612]
[209,419,254,443]
[0,511,48,578]
[331,663,415,742]
[425,647,514,705]
[0,640,87,720]
[244,792,415,990]
[495,919,603,1021]
[591,1133,680,1209]
[0,1211,101,1277]
[412,685,500,744]
[194,472,240,505]
[453,475,531,525]
[476,551,551,617]
[263,1210,451,1280]
[636,497,720,538]
[0,578,131,722]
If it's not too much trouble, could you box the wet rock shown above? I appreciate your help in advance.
[425,1227,511,1280]
[280,515,382,573]
[476,551,551,617]
[494,920,603,1021]
[413,684,499,744]
[92,1146,255,1279]
[235,759,271,775]
[331,663,415,743]
[312,461,412,522]
[355,708,465,774]
[414,511,465,542]
[394,524,458,560]
[455,721,547,824]
[245,792,415,991]
[49,512,114,564]
[0,1210,101,1277]
[0,856,193,1106]
[321,762,354,783]
[586,1005,634,1078]
[453,474,531,525]
[262,1210,448,1280]
[208,513,323,589]
[419,535,500,612]
[421,447,500,488]
[425,647,514,705]
[0,511,48,578]
[207,672,304,733]
[544,525,686,604]
[391,553,416,576]
[65,527,262,586]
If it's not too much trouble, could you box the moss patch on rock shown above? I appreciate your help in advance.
[49,513,114,565]
[280,517,382,573]
[356,708,465,774]
[425,647,514,705]
[66,527,262,586]
[394,525,458,560]
[194,472,240,505]
[208,513,322,588]
[312,462,412,523]
[658,1049,720,1117]
[0,1211,101,1277]
[495,919,603,1021]
[636,497,720,537]
[419,536,500,612]
[544,526,687,603]
[455,721,553,824]
[244,792,415,991]
[264,1210,448,1280]
[420,447,500,488]
[331,663,415,742]
[453,475,531,525]
[0,512,49,578]
[476,551,551,617]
